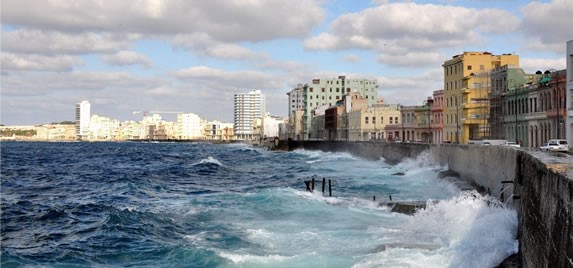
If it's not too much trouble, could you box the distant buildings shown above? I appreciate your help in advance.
[75,100,91,140]
[285,76,378,140]
[234,89,265,140]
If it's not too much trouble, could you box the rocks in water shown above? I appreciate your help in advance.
[437,169,460,179]
[495,254,520,268]
[372,242,440,253]
[392,172,405,176]
[380,201,428,215]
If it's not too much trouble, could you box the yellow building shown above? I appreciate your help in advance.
[442,52,519,144]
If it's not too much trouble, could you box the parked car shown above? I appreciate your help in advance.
[503,141,521,148]
[540,140,569,152]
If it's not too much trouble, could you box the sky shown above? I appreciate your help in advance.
[1,0,572,125]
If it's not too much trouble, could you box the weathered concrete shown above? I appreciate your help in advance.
[285,140,429,164]
[278,141,573,267]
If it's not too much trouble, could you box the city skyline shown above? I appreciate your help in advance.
[2,0,571,125]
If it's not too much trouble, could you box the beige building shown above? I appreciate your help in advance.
[348,98,401,141]
[443,52,519,143]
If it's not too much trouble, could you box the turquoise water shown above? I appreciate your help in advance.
[1,142,518,267]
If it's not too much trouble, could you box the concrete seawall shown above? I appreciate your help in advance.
[280,140,573,267]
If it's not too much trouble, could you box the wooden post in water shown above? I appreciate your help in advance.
[311,178,315,191]
[328,179,332,197]
[373,195,376,201]
[304,180,312,192]
[322,178,326,194]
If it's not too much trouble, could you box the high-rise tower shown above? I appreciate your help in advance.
[234,90,265,140]
[75,100,91,140]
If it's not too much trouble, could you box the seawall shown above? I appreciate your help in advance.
[280,140,573,267]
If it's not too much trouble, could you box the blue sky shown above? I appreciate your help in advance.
[1,0,571,125]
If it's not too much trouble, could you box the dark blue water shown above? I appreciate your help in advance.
[1,142,517,267]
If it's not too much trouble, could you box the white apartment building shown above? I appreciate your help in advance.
[75,100,91,140]
[89,115,120,140]
[263,114,286,139]
[567,40,573,147]
[177,113,203,140]
[234,89,265,140]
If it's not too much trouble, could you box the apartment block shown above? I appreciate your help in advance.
[75,100,91,140]
[443,52,519,144]
[287,75,378,140]
[234,90,265,140]
[177,113,203,140]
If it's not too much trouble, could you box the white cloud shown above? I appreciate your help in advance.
[173,66,283,91]
[376,68,443,106]
[2,29,136,55]
[1,71,164,96]
[520,0,573,53]
[378,51,444,67]
[173,33,266,61]
[2,0,325,42]
[101,50,152,67]
[305,2,518,53]
[1,53,82,72]
[520,58,566,74]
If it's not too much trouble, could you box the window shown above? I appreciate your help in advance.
[329,88,332,92]
[381,117,384,124]
[347,88,350,93]
[310,88,313,92]
[336,88,339,92]
[365,117,369,124]
[395,117,399,124]
[372,117,376,124]
[336,96,340,100]
[467,65,472,71]
[390,117,393,124]
[322,88,325,92]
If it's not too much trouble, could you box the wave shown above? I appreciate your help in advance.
[356,191,518,267]
[218,252,294,265]
[192,156,223,167]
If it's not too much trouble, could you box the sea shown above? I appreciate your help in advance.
[1,141,518,267]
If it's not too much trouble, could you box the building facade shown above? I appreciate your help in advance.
[297,76,378,140]
[234,90,265,140]
[443,52,519,144]
[75,100,91,140]
[567,40,573,148]
[177,113,203,140]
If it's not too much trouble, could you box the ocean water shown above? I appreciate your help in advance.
[0,142,518,267]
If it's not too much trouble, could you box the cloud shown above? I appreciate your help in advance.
[304,2,518,53]
[520,0,573,53]
[2,0,325,42]
[520,58,566,74]
[173,66,284,91]
[378,51,444,67]
[1,71,164,96]
[376,68,443,106]
[2,29,136,55]
[173,33,266,61]
[101,50,152,67]
[1,53,82,72]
